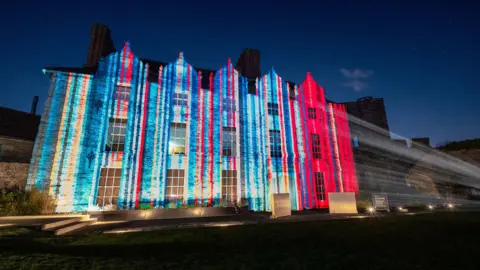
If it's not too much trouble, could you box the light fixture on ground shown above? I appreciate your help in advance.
[367,207,375,213]
[447,203,454,209]
[428,204,434,210]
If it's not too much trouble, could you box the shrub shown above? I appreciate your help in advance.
[140,203,153,210]
[0,187,55,216]
[437,138,480,151]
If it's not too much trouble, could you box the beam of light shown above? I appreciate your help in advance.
[346,110,480,207]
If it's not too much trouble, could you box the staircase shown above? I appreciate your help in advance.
[41,215,97,235]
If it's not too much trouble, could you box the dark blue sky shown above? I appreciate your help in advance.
[1,0,478,146]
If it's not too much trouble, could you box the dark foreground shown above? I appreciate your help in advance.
[1,212,479,270]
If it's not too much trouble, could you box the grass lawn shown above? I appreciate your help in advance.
[1,212,479,269]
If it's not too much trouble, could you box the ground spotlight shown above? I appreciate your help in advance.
[428,204,434,210]
[367,207,375,213]
[447,203,454,209]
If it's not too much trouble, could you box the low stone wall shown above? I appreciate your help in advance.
[0,136,34,163]
[0,162,29,189]
[90,207,238,221]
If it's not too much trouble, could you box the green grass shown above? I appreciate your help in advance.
[1,212,479,269]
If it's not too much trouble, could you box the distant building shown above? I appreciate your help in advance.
[0,106,40,189]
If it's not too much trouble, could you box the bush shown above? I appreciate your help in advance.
[0,187,55,216]
[437,138,480,151]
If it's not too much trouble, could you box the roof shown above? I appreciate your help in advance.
[0,107,40,141]
[45,57,218,89]
[44,66,97,75]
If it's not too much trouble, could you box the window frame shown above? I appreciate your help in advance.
[221,170,238,203]
[308,107,316,119]
[169,123,187,154]
[96,168,121,207]
[222,127,237,157]
[105,118,127,152]
[173,92,189,107]
[269,130,282,157]
[114,85,131,102]
[311,133,322,159]
[314,172,325,201]
[165,169,185,203]
[268,103,279,115]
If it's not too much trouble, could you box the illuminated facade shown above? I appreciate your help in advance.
[27,41,358,213]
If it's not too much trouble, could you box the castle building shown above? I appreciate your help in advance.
[27,24,359,212]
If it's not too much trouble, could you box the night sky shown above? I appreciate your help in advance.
[1,0,478,146]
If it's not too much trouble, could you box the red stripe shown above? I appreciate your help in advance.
[126,50,133,84]
[134,68,149,208]
[196,71,203,205]
[276,75,288,191]
[300,80,313,208]
[262,78,272,197]
[208,72,215,205]
[186,65,191,121]
[318,86,332,208]
[288,83,302,210]
[120,45,127,83]
[216,69,223,202]
[323,92,335,207]
[231,63,237,171]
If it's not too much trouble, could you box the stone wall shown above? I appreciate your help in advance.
[0,162,29,189]
[0,136,34,189]
[447,149,480,166]
[0,136,34,163]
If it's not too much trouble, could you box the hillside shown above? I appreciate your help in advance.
[437,138,480,151]
[437,138,480,166]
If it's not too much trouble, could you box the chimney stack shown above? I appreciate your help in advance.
[235,48,261,78]
[85,23,116,68]
[31,96,38,115]
[411,138,431,148]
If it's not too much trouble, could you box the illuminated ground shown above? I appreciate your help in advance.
[0,212,479,269]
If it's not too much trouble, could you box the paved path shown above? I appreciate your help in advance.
[95,211,372,234]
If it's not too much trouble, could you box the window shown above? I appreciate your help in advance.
[311,133,322,159]
[248,78,256,95]
[105,118,127,152]
[268,103,279,115]
[166,169,185,202]
[270,130,282,157]
[288,84,296,100]
[308,107,316,119]
[223,98,236,111]
[222,127,237,156]
[169,123,187,154]
[96,168,121,207]
[222,170,237,202]
[115,86,131,101]
[173,92,188,106]
[314,172,325,201]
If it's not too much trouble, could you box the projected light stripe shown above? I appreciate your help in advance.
[29,42,361,213]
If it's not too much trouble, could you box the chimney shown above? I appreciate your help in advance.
[85,23,116,68]
[31,96,39,115]
[235,48,261,78]
[411,137,431,148]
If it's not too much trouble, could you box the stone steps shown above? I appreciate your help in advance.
[54,218,98,236]
[42,217,86,231]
